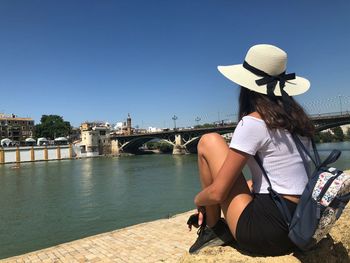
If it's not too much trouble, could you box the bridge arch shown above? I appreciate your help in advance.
[119,136,175,154]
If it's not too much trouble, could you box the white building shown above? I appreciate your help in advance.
[148,127,162,133]
[79,122,111,157]
[341,124,350,134]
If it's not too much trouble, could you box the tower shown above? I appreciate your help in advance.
[127,113,132,135]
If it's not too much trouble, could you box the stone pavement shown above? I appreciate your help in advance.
[2,210,197,263]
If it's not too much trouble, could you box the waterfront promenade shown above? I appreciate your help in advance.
[3,205,350,263]
[1,210,197,263]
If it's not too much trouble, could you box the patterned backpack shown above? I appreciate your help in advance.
[255,134,350,251]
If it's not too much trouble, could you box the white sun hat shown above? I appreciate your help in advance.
[217,44,310,97]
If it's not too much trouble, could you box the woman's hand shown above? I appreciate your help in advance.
[187,206,206,231]
[187,213,199,231]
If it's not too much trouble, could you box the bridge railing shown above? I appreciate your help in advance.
[110,112,350,139]
[309,111,350,119]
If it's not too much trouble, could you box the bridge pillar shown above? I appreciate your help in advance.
[172,134,189,155]
[111,139,121,156]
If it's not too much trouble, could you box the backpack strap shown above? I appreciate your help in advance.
[291,134,320,168]
[254,154,292,225]
[292,134,341,169]
[291,134,318,178]
[311,139,321,166]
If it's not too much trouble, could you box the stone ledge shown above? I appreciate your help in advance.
[1,210,198,262]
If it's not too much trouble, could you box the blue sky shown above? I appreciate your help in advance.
[0,0,349,128]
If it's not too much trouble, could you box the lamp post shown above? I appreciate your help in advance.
[339,95,343,115]
[195,117,201,127]
[172,115,178,130]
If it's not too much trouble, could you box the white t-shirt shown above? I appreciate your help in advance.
[229,116,310,195]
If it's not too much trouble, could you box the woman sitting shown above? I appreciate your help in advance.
[189,44,314,256]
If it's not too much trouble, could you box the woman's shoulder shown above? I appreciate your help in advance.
[240,112,265,125]
[235,113,267,134]
[231,112,269,155]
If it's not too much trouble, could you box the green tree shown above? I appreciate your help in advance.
[35,115,72,139]
[331,126,344,141]
[195,123,217,128]
[313,132,321,143]
[319,131,333,143]
[159,142,173,153]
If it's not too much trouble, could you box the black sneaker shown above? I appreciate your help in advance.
[189,218,235,254]
[189,225,225,254]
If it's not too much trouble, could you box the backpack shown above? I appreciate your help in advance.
[255,134,350,251]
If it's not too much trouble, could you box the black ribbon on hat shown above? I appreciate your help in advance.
[242,61,296,103]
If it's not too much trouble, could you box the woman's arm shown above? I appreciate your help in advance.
[194,148,250,206]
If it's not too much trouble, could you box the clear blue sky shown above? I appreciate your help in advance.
[0,0,349,128]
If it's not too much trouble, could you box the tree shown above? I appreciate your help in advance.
[319,131,333,143]
[195,123,217,129]
[313,132,321,143]
[35,115,72,139]
[159,142,173,153]
[331,126,344,141]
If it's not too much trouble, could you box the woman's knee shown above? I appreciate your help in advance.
[198,133,226,155]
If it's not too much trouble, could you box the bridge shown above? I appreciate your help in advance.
[110,112,350,155]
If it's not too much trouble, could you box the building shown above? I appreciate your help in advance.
[148,127,162,133]
[126,113,132,135]
[112,114,135,135]
[79,122,111,156]
[0,113,34,143]
[341,124,350,134]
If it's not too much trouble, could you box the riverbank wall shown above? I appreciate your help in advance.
[0,145,74,164]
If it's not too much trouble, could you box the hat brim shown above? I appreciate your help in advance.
[217,64,310,96]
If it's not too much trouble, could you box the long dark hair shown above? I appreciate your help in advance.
[238,87,314,138]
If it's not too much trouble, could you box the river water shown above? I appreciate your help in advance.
[0,142,349,259]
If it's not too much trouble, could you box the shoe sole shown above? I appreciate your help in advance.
[189,238,226,254]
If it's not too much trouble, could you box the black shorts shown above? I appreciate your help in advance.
[235,194,297,256]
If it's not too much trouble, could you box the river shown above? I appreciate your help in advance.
[0,142,349,259]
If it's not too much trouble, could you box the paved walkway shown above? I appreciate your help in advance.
[2,210,197,263]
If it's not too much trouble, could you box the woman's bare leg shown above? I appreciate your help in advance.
[197,146,221,227]
[197,133,252,237]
